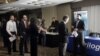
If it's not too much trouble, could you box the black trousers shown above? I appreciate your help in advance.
[73,32,86,56]
[19,33,29,55]
[7,32,16,54]
[30,36,38,56]
[59,42,65,56]
[2,32,8,48]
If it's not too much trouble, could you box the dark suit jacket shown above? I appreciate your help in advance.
[51,20,59,27]
[48,20,59,32]
[58,21,68,43]
[19,21,28,36]
[73,20,85,30]
[29,22,39,37]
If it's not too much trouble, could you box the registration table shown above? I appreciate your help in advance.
[67,36,100,56]
[45,32,59,47]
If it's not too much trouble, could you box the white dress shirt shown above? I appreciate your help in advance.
[6,20,17,36]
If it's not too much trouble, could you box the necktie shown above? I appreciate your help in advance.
[24,21,27,28]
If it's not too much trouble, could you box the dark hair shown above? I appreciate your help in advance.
[63,16,68,21]
[77,14,81,16]
[10,15,15,17]
[10,15,15,18]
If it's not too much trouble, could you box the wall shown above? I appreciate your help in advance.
[42,6,57,28]
[72,0,100,8]
[42,4,72,32]
[57,4,72,32]
[71,0,100,33]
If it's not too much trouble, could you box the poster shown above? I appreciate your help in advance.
[74,11,88,30]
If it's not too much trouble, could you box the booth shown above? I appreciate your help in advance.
[67,36,100,56]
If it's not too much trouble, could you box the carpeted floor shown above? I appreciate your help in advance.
[0,37,59,56]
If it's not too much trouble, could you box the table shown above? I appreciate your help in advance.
[45,32,59,47]
[67,36,100,56]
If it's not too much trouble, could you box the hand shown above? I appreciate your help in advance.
[28,21,31,25]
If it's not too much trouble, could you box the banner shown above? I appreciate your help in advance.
[74,11,89,36]
[67,36,100,56]
[74,11,88,30]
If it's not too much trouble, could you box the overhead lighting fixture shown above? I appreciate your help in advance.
[73,0,83,2]
[2,7,12,10]
[21,0,38,4]
[2,6,25,10]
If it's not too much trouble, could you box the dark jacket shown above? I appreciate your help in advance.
[19,21,28,36]
[73,20,85,30]
[58,21,68,43]
[29,22,39,37]
[48,20,59,32]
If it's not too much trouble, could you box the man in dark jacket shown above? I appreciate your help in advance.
[58,15,69,56]
[19,15,30,56]
[72,14,86,56]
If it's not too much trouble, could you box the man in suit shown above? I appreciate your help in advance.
[1,19,8,48]
[48,17,59,32]
[58,15,69,56]
[72,14,86,56]
[19,15,30,56]
[6,15,17,55]
[73,14,84,31]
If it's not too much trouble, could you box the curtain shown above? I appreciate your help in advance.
[82,5,100,33]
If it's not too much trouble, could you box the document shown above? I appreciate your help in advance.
[72,31,78,37]
[9,35,16,42]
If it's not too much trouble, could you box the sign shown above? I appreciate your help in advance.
[67,36,100,56]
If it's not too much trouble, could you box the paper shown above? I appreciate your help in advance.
[9,35,16,42]
[46,32,59,35]
[72,31,78,37]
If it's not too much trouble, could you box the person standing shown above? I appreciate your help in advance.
[48,17,59,32]
[19,15,30,56]
[6,15,17,55]
[29,19,40,56]
[39,19,47,46]
[1,19,8,48]
[58,15,69,56]
[72,14,85,56]
[30,18,46,56]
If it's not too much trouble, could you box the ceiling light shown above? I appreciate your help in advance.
[73,0,83,2]
[2,7,12,10]
[5,0,9,3]
[21,0,38,4]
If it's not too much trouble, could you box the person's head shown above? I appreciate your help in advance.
[77,14,82,20]
[52,17,56,21]
[62,15,69,24]
[23,15,28,21]
[10,15,15,21]
[38,19,42,25]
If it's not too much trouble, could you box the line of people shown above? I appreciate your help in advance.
[2,14,47,56]
[1,14,86,56]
